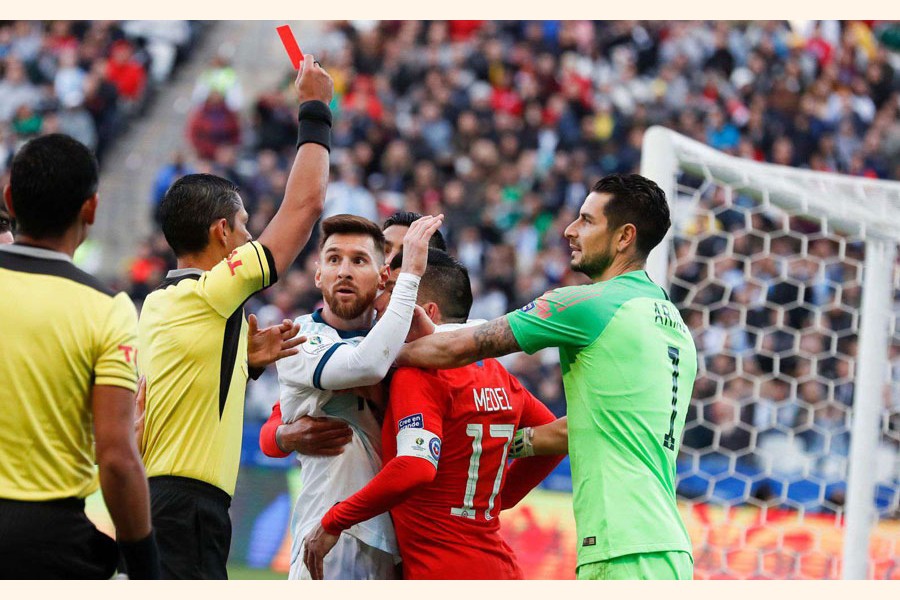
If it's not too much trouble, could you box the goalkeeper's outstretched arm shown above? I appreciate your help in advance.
[396,315,522,369]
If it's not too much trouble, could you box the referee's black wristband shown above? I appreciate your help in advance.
[297,100,333,152]
[119,530,161,580]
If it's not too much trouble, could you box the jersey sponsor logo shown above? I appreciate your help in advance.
[519,301,536,313]
[473,387,512,412]
[118,344,136,364]
[583,536,596,547]
[226,250,243,276]
[399,413,424,430]
[429,437,441,460]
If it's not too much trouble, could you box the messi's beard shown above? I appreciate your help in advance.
[322,286,378,320]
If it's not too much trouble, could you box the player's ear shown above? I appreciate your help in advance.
[314,265,322,289]
[210,218,228,248]
[424,302,440,322]
[4,185,15,217]
[379,264,390,288]
[617,223,637,253]
[81,194,99,226]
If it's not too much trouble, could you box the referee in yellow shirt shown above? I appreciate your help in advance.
[0,134,158,579]
[138,54,333,579]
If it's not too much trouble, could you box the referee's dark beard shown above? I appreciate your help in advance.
[322,286,378,320]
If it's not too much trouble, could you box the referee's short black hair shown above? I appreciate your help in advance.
[9,134,99,239]
[592,173,670,258]
[390,248,472,323]
[160,174,243,257]
[382,211,447,251]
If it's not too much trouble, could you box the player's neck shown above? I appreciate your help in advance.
[16,229,84,258]
[595,255,645,283]
[176,249,226,272]
[321,303,376,332]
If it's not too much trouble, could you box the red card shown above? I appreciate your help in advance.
[276,25,304,70]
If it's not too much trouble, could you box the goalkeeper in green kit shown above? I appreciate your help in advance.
[397,174,697,580]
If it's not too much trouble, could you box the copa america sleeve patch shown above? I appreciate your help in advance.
[398,413,424,430]
[301,332,336,355]
[396,427,440,468]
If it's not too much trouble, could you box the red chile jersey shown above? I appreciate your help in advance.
[383,359,556,579]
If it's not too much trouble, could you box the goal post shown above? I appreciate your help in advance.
[642,126,900,579]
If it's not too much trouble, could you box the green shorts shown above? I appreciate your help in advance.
[576,551,694,580]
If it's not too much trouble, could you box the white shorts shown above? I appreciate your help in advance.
[289,534,398,580]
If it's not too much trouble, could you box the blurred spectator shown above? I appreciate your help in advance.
[104,40,147,109]
[192,53,244,111]
[187,90,241,160]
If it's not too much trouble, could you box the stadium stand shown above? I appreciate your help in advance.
[0,20,206,169]
[4,19,898,578]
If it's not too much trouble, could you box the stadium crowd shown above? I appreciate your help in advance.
[5,20,897,503]
[0,20,204,168]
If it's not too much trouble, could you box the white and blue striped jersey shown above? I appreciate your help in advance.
[276,309,399,566]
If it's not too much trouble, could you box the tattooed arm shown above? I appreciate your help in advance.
[395,316,522,369]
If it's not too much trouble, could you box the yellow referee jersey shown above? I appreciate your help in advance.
[138,241,276,496]
[0,244,138,501]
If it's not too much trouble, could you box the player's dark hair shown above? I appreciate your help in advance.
[9,134,99,239]
[320,214,386,259]
[0,206,13,236]
[159,173,243,257]
[591,173,670,258]
[391,248,472,323]
[382,211,447,251]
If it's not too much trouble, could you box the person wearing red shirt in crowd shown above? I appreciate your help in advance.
[187,91,242,161]
[105,40,147,103]
[302,249,562,580]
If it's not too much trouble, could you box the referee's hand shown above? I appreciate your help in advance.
[248,315,305,368]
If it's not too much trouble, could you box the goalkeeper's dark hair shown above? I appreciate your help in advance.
[390,248,472,323]
[160,174,243,256]
[382,211,447,251]
[592,173,670,258]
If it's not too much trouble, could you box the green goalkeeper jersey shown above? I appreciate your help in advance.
[507,270,696,567]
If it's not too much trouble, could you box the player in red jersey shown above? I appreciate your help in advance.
[303,249,563,579]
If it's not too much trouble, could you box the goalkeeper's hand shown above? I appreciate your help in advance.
[508,427,534,458]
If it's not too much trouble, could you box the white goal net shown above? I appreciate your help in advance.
[641,126,900,579]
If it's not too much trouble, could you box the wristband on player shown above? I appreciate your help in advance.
[119,530,161,579]
[296,100,333,151]
[508,427,534,458]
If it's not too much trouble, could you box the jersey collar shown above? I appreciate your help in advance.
[165,268,205,278]
[311,308,371,339]
[0,243,73,263]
